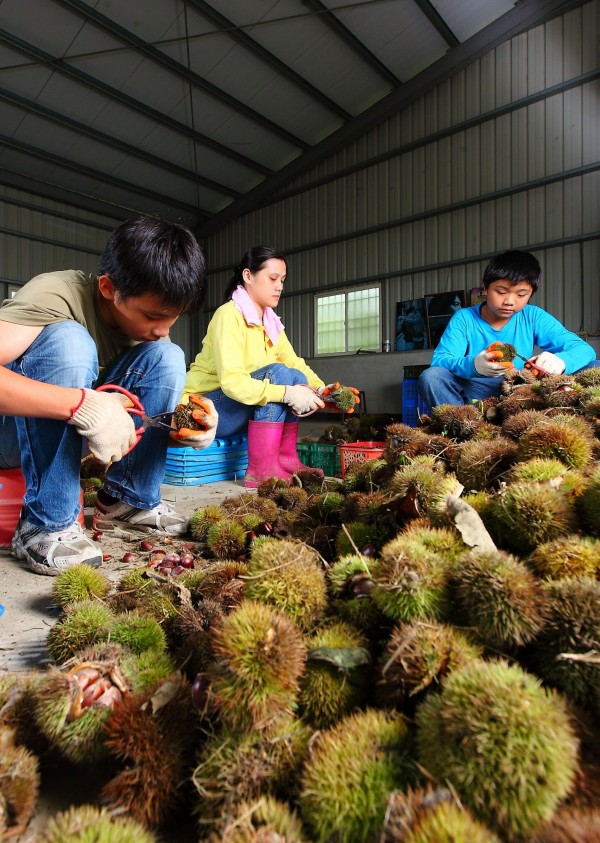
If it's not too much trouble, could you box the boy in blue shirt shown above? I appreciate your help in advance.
[418,249,598,408]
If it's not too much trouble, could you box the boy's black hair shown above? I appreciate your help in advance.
[222,245,287,304]
[98,216,206,314]
[482,249,541,293]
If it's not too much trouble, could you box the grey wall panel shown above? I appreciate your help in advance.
[202,3,599,365]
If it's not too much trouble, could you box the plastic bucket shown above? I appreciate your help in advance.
[0,467,84,548]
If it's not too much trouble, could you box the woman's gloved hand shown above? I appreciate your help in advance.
[283,385,325,415]
[318,383,361,413]
[530,351,566,375]
[170,395,218,449]
[474,344,513,378]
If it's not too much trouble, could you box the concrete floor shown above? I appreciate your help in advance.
[0,419,333,841]
[0,418,331,672]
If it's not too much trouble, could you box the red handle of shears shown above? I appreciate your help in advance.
[96,384,145,452]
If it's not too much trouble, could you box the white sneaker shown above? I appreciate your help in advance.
[11,518,103,576]
[92,498,187,535]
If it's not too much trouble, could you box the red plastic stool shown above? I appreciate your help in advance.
[0,467,84,548]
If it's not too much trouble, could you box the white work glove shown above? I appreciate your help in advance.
[530,351,566,375]
[68,388,138,463]
[170,395,218,450]
[474,346,513,378]
[283,385,325,415]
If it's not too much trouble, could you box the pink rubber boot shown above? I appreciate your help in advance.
[278,422,322,476]
[244,421,291,488]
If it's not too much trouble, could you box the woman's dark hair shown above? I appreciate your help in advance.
[98,216,207,314]
[222,245,287,304]
[482,250,541,292]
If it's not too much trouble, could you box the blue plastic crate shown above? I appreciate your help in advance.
[163,435,248,486]
[402,378,430,427]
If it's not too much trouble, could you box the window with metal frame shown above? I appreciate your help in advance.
[315,285,380,355]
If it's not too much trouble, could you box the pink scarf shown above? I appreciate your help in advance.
[231,285,284,345]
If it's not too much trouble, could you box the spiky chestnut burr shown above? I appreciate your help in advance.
[206,518,246,560]
[192,559,248,612]
[41,803,157,842]
[327,554,387,637]
[516,418,594,470]
[245,538,327,632]
[0,733,40,839]
[52,564,112,608]
[531,807,600,842]
[454,437,518,491]
[491,480,579,555]
[101,675,197,828]
[299,709,415,843]
[46,600,115,664]
[449,549,546,649]
[342,458,391,493]
[381,786,500,843]
[79,453,108,482]
[528,576,600,711]
[270,485,309,514]
[208,599,306,733]
[426,403,484,440]
[0,672,47,752]
[108,611,167,655]
[529,535,600,580]
[221,491,278,518]
[207,796,308,843]
[165,598,223,678]
[304,490,346,525]
[372,526,462,623]
[534,376,583,409]
[383,424,432,463]
[335,520,380,558]
[188,504,225,541]
[389,463,463,520]
[298,621,370,728]
[374,621,481,711]
[192,719,311,826]
[416,658,579,840]
[577,465,600,536]
[32,656,129,764]
[575,367,600,387]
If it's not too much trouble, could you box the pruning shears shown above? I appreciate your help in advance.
[96,384,178,452]
[513,352,553,379]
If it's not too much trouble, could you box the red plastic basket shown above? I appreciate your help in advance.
[337,441,386,478]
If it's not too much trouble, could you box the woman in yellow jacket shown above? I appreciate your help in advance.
[179,246,334,487]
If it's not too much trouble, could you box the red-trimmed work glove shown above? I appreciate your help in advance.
[67,388,138,463]
[170,395,218,449]
[474,342,514,378]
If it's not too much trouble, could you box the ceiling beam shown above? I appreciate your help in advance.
[187,0,352,121]
[0,29,273,177]
[0,133,207,218]
[0,87,241,201]
[55,0,309,150]
[198,0,586,238]
[412,0,460,48]
[300,0,401,86]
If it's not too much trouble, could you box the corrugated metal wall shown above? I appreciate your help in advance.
[203,1,600,359]
[0,187,194,357]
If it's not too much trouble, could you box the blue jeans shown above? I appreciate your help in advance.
[0,322,186,530]
[418,360,600,408]
[204,363,307,438]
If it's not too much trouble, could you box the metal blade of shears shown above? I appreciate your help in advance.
[141,412,179,432]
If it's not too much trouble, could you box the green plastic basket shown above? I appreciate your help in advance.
[297,442,342,476]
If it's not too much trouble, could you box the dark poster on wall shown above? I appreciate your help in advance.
[395,298,428,350]
[425,290,466,348]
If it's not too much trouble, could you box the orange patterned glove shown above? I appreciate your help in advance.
[170,395,218,449]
